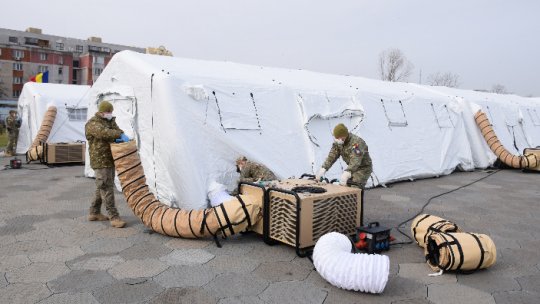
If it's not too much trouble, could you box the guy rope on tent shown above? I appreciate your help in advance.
[26,106,57,163]
[110,141,262,245]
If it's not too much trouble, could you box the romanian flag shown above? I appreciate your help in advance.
[30,70,49,83]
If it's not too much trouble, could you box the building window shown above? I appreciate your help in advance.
[76,45,84,52]
[13,90,21,98]
[94,68,103,76]
[9,36,18,43]
[66,107,87,121]
[13,77,23,84]
[12,49,24,59]
[38,65,48,73]
[56,42,64,51]
[58,67,63,75]
[25,37,38,45]
[93,56,105,64]
[13,63,23,71]
[40,53,48,61]
[58,56,64,65]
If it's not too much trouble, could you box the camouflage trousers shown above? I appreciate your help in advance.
[90,167,120,218]
[6,131,18,154]
[350,167,373,189]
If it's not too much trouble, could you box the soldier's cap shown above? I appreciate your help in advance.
[98,101,114,113]
[333,123,348,138]
[9,110,17,114]
[236,156,247,165]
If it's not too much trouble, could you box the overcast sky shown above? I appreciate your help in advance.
[4,0,539,96]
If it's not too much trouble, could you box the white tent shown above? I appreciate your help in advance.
[16,82,90,153]
[85,51,507,210]
[422,85,540,164]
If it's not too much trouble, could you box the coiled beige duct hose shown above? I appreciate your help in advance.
[26,106,57,162]
[410,214,461,248]
[474,110,538,169]
[110,141,262,240]
[425,232,496,273]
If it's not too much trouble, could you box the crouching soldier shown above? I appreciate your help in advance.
[236,156,277,184]
[233,156,277,195]
[85,101,129,228]
[316,123,373,189]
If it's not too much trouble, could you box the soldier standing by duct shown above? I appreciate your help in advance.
[85,101,130,228]
[316,123,373,189]
[236,156,278,184]
[4,110,21,157]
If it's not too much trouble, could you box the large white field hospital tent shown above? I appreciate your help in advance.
[16,82,90,153]
[84,51,540,209]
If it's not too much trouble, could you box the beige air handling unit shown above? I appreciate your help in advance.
[241,178,363,257]
[42,142,86,165]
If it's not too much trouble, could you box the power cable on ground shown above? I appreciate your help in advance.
[390,169,501,246]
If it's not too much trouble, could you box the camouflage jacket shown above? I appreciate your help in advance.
[322,133,373,173]
[5,115,20,134]
[239,161,277,183]
[85,113,123,169]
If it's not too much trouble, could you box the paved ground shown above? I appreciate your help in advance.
[0,156,539,304]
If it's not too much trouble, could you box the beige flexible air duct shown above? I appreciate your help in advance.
[425,232,496,273]
[474,110,538,169]
[410,214,461,248]
[110,141,262,240]
[26,106,57,162]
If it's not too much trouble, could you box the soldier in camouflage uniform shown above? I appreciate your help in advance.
[85,101,128,228]
[236,156,277,184]
[5,110,20,157]
[316,123,373,189]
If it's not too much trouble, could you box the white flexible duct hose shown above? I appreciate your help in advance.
[313,232,389,293]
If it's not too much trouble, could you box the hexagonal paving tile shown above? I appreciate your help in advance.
[120,241,172,260]
[254,261,311,282]
[48,270,115,293]
[159,249,215,266]
[6,262,70,283]
[154,265,217,288]
[0,255,31,272]
[108,259,169,279]
[204,273,269,298]
[259,281,327,304]
[93,279,164,303]
[35,292,100,304]
[206,254,260,274]
[428,283,495,304]
[148,287,218,304]
[29,246,85,263]
[81,238,133,254]
[0,283,52,303]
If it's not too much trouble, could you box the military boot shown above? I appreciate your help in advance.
[88,213,109,221]
[110,217,126,228]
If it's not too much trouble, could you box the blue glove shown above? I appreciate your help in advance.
[115,133,130,143]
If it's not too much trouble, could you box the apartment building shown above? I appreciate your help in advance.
[0,27,145,101]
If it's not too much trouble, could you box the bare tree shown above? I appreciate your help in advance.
[491,84,507,94]
[427,71,460,88]
[378,48,414,82]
